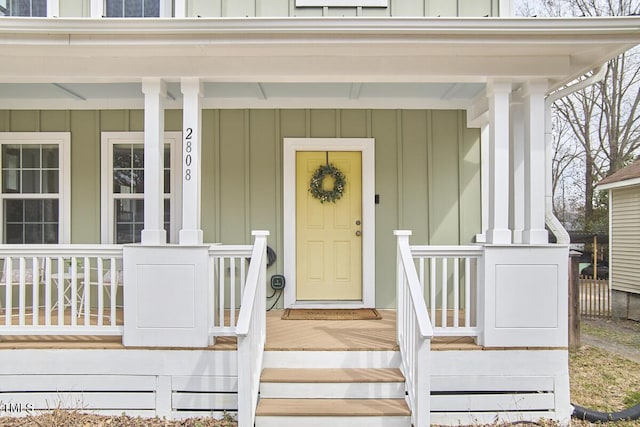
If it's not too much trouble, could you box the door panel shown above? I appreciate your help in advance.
[296,151,362,300]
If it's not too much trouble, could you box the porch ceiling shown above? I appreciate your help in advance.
[0,16,639,109]
[0,81,486,110]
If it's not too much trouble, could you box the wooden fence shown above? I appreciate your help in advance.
[578,276,611,318]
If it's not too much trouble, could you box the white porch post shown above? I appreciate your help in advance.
[510,100,525,244]
[522,80,549,244]
[174,0,187,17]
[46,0,59,17]
[486,80,512,244]
[141,78,167,246]
[179,78,204,245]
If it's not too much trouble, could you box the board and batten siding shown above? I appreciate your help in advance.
[57,0,502,17]
[611,186,640,295]
[0,108,480,308]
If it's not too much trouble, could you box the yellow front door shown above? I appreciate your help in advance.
[296,151,362,300]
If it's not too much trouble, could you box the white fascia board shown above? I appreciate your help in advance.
[596,177,640,191]
[0,16,639,36]
[296,0,387,6]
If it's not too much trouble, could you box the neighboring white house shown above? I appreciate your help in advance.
[0,1,640,426]
[597,159,640,321]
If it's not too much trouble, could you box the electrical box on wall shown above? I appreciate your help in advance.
[271,274,286,290]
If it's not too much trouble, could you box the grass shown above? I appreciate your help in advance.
[581,319,640,351]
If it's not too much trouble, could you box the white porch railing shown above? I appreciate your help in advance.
[411,244,482,337]
[395,231,433,427]
[235,231,268,427]
[208,244,252,336]
[0,245,124,335]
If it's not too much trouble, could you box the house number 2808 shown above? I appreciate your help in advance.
[184,127,193,181]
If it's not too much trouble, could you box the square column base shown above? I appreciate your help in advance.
[523,229,549,244]
[141,229,167,245]
[180,229,204,245]
[486,228,512,244]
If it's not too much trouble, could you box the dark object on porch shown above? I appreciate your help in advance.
[281,308,381,321]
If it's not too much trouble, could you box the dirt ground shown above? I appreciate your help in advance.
[580,316,640,363]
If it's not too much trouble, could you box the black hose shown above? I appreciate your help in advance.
[572,402,640,422]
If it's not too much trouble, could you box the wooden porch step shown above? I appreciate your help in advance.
[260,367,404,383]
[256,398,411,417]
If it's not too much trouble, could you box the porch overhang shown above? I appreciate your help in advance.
[0,16,639,110]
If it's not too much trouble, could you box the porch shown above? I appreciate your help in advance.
[0,233,571,426]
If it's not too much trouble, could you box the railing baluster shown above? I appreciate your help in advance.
[84,256,90,326]
[429,257,436,326]
[441,258,447,328]
[71,256,77,325]
[57,257,64,326]
[97,257,104,326]
[418,257,425,292]
[5,257,13,326]
[219,257,225,328]
[45,257,52,326]
[32,256,39,326]
[110,257,117,326]
[464,257,471,327]
[230,257,236,327]
[453,257,459,328]
[19,257,26,326]
[240,256,246,301]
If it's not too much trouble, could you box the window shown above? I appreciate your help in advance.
[101,132,181,244]
[105,0,159,17]
[0,0,46,16]
[0,133,70,244]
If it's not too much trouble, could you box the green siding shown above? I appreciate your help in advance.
[0,108,481,308]
[188,0,501,17]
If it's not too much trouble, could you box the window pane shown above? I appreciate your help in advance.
[115,199,133,222]
[113,170,131,194]
[5,224,23,244]
[164,170,170,194]
[43,199,59,222]
[2,170,20,193]
[0,0,8,16]
[31,0,45,16]
[116,223,134,244]
[43,223,58,244]
[11,0,30,16]
[132,169,144,194]
[2,145,20,169]
[42,145,59,168]
[42,170,59,193]
[134,224,144,243]
[22,145,40,168]
[164,199,170,222]
[132,145,144,168]
[125,0,142,17]
[134,199,144,222]
[106,0,123,17]
[113,145,132,169]
[144,0,159,16]
[164,145,170,168]
[5,200,23,222]
[25,223,43,244]
[25,199,43,222]
[21,170,40,193]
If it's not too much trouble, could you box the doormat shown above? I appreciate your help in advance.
[281,308,382,321]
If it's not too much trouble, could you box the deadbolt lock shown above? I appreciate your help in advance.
[355,231,362,237]
[355,220,361,225]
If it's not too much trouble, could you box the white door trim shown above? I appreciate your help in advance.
[283,138,375,309]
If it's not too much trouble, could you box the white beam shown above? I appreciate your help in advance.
[174,0,187,17]
[522,80,549,244]
[179,78,203,245]
[46,0,59,17]
[90,0,102,18]
[485,80,512,244]
[141,78,167,245]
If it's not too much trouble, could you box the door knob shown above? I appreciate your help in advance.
[355,231,362,237]
[355,220,361,225]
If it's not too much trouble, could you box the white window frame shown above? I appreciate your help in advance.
[296,0,388,6]
[92,0,171,17]
[100,132,182,244]
[0,132,71,244]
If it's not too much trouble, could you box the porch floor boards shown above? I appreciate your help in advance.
[0,309,480,351]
